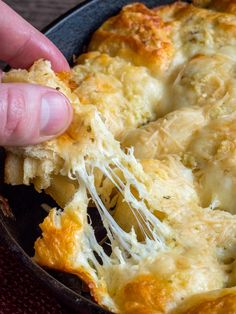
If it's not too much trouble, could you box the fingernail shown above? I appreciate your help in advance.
[40,92,71,136]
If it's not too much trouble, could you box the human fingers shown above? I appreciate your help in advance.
[0,1,69,72]
[0,83,73,146]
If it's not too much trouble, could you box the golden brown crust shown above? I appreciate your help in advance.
[89,3,175,75]
[193,0,236,15]
[56,72,78,91]
[34,207,112,311]
[34,208,81,269]
[182,293,236,314]
[116,275,172,314]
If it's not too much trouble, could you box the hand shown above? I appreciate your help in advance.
[0,1,73,146]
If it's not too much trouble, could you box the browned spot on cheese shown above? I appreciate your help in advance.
[117,275,172,314]
[89,3,174,75]
[57,71,78,91]
[184,293,236,314]
[34,208,81,269]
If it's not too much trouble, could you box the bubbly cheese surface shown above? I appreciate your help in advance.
[4,1,236,313]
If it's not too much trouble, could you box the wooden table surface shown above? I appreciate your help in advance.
[4,0,84,30]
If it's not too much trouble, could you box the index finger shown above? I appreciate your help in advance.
[0,1,70,72]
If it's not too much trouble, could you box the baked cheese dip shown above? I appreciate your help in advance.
[4,1,236,313]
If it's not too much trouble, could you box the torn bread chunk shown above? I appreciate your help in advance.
[72,52,164,137]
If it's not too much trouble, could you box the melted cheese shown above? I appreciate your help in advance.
[72,52,164,137]
[4,1,236,313]
[121,107,207,159]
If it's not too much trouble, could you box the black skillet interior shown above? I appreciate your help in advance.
[0,0,186,312]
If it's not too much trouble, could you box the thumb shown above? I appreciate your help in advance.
[0,83,72,146]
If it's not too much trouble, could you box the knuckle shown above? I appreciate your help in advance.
[0,86,26,143]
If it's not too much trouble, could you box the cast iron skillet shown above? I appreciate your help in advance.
[0,0,186,312]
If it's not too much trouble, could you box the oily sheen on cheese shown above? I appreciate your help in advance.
[4,1,236,313]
